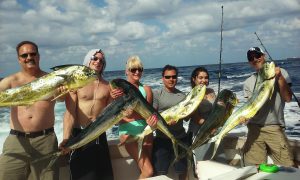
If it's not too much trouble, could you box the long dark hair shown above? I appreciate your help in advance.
[190,67,209,88]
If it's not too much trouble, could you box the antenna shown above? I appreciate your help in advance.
[218,6,224,94]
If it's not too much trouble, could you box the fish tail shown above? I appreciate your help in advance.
[211,137,221,159]
[208,134,217,143]
[137,136,144,159]
[175,145,193,162]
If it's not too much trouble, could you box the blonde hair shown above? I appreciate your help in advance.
[126,55,143,70]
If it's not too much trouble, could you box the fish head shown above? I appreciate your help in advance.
[110,79,144,99]
[258,61,276,80]
[59,65,98,89]
[110,79,131,93]
[217,89,238,107]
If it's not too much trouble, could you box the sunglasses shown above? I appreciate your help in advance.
[164,75,177,79]
[91,56,104,62]
[19,53,37,59]
[248,53,262,62]
[129,68,143,73]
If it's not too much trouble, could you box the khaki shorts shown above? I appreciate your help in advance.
[243,124,294,167]
[0,133,59,180]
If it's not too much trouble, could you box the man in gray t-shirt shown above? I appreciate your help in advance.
[152,65,189,179]
[242,47,294,167]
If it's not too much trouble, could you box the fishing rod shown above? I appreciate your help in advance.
[254,32,300,108]
[218,6,224,94]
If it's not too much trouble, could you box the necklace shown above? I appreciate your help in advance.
[89,79,100,116]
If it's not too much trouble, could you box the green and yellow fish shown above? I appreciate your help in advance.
[209,61,276,159]
[110,79,190,159]
[0,65,97,107]
[34,94,138,166]
[175,89,238,161]
[161,84,206,125]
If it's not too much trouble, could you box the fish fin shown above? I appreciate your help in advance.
[51,91,69,101]
[175,146,193,163]
[191,153,199,179]
[269,86,275,100]
[32,151,61,165]
[193,142,215,161]
[50,64,82,71]
[55,74,69,80]
[45,155,60,171]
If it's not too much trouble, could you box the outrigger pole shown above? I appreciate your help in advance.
[254,32,300,108]
[218,6,224,94]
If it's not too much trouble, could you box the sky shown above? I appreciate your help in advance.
[0,0,300,77]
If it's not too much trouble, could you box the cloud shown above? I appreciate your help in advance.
[0,0,299,76]
[114,21,158,41]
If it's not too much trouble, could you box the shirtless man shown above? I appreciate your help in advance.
[60,49,123,180]
[0,41,60,180]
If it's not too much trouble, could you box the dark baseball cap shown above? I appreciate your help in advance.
[247,47,264,61]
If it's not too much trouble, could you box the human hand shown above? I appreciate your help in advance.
[110,88,124,99]
[57,85,68,94]
[146,114,158,128]
[123,108,134,117]
[275,67,283,80]
[53,85,69,101]
[168,119,177,125]
[59,139,71,155]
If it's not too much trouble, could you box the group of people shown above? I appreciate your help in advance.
[0,41,296,180]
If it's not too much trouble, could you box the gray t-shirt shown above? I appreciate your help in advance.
[243,68,291,126]
[153,87,187,138]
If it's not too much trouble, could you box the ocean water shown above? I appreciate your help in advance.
[0,59,300,152]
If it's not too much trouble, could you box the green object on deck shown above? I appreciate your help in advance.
[259,163,279,173]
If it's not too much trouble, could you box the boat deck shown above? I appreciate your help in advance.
[59,134,300,179]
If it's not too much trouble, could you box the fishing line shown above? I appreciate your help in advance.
[217,6,224,95]
[254,32,300,108]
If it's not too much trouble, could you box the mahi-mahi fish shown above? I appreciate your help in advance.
[176,89,238,161]
[209,61,276,159]
[161,84,206,125]
[117,84,205,144]
[110,79,190,159]
[34,94,138,165]
[0,65,97,107]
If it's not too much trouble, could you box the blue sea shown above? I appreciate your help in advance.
[1,59,300,152]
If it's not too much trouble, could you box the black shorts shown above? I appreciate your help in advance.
[152,136,189,175]
[69,129,114,180]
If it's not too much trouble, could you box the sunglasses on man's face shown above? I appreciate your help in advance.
[164,75,177,79]
[19,53,37,59]
[91,56,104,63]
[130,68,143,73]
[248,53,262,62]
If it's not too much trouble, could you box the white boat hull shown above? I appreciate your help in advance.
[59,134,300,179]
